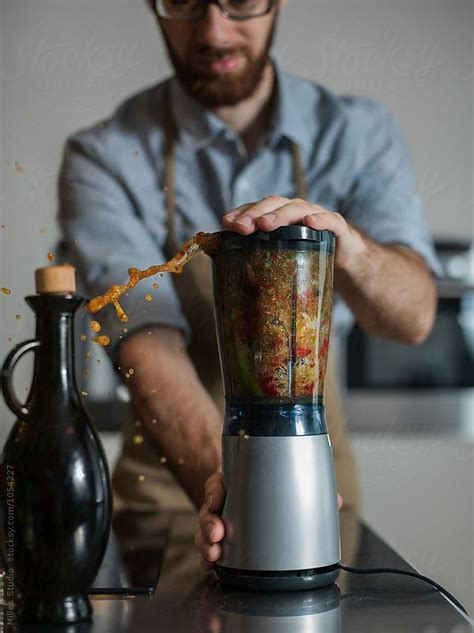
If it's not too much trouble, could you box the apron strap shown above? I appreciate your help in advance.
[292,142,309,200]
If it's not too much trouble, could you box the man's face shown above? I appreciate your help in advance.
[155,2,281,107]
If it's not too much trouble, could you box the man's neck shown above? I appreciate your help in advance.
[213,62,275,155]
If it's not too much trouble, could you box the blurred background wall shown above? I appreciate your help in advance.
[1,0,473,613]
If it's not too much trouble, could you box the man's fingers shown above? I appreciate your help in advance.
[222,196,346,237]
[198,504,226,542]
[201,542,222,563]
[223,196,291,233]
[204,474,225,513]
[303,211,347,236]
[338,493,343,510]
[195,525,224,562]
[255,200,317,231]
[199,474,226,545]
[222,202,255,225]
[206,517,225,543]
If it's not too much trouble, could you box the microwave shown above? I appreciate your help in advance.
[346,240,474,390]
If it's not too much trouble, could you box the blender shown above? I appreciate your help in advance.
[210,225,340,591]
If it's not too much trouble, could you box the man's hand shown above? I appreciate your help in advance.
[195,473,343,569]
[195,473,227,570]
[223,196,364,270]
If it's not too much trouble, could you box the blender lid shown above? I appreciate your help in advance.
[217,225,335,244]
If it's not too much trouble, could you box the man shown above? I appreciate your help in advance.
[58,0,439,571]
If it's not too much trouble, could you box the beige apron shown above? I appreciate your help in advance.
[112,114,360,515]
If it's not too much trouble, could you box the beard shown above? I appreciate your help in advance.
[160,17,278,108]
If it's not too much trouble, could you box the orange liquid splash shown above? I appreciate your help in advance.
[86,232,219,321]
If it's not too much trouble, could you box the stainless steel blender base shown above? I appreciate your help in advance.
[216,434,340,590]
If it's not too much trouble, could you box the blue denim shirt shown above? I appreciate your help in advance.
[58,63,440,354]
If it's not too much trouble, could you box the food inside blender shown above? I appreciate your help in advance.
[213,247,333,403]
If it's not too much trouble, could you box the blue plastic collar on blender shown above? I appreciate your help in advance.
[224,401,327,437]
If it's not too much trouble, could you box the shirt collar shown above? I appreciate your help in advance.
[169,61,319,153]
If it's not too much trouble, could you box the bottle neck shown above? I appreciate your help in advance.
[28,295,84,406]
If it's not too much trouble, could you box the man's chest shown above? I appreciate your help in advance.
[126,136,353,245]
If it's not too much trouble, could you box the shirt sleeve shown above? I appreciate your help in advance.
[339,103,442,277]
[57,136,190,361]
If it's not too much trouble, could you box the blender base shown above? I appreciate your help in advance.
[213,563,340,592]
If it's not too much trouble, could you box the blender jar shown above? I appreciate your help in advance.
[211,226,335,407]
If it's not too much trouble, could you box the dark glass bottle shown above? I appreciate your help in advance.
[0,267,111,625]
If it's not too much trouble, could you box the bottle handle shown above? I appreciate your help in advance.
[1,339,41,418]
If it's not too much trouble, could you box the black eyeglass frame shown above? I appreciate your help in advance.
[153,0,277,22]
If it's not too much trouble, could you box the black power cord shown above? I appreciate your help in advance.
[338,562,468,616]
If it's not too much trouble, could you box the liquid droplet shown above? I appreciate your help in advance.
[92,335,110,346]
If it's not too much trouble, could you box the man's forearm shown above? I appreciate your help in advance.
[335,223,437,344]
[118,327,222,509]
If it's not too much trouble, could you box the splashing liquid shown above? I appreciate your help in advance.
[86,232,219,322]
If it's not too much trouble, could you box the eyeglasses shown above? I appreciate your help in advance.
[154,0,277,22]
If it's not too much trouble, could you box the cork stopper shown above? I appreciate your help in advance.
[35,265,76,295]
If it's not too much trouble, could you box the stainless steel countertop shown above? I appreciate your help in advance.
[16,509,470,632]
